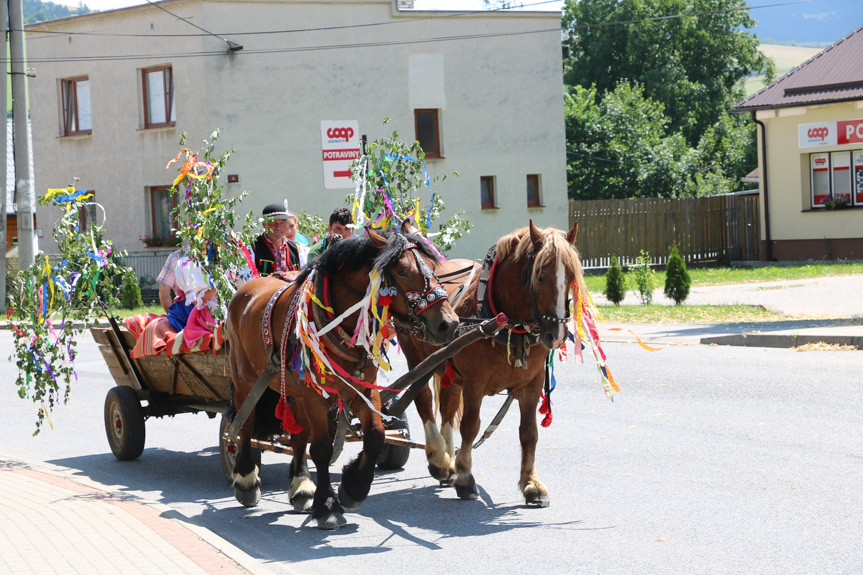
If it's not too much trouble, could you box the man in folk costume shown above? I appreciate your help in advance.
[253,202,301,276]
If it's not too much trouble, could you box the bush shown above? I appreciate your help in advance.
[603,256,626,306]
[664,245,691,305]
[120,273,144,310]
[632,250,658,305]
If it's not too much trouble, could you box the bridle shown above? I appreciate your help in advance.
[390,242,449,322]
[522,246,572,326]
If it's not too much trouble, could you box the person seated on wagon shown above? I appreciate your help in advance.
[308,207,354,261]
[156,247,217,333]
[252,202,301,277]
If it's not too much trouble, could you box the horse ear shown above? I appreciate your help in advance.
[400,218,416,235]
[528,219,544,249]
[368,229,388,248]
[565,221,578,245]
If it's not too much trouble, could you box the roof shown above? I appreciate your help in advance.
[733,25,863,112]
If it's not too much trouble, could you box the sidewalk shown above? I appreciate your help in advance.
[0,457,274,575]
[593,275,863,348]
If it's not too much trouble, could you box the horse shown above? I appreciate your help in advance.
[226,229,460,529]
[397,220,582,506]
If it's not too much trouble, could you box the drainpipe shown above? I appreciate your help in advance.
[752,112,773,261]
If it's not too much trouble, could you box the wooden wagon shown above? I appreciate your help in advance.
[91,314,506,481]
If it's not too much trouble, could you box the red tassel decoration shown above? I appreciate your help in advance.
[539,394,553,427]
[275,396,303,434]
[441,361,456,388]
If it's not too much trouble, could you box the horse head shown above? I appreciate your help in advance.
[519,220,581,350]
[373,224,459,346]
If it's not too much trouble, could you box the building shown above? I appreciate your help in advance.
[25,0,567,259]
[732,25,863,261]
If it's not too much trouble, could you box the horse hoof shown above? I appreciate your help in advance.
[290,494,313,514]
[455,483,478,500]
[428,464,455,484]
[234,484,261,508]
[337,484,364,511]
[317,513,347,530]
[525,492,550,508]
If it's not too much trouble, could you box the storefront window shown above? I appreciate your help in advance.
[809,150,862,208]
[810,153,830,207]
[854,150,863,206]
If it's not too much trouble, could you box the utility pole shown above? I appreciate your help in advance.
[9,0,35,270]
[1,0,8,307]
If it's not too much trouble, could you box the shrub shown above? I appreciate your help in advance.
[664,245,691,305]
[120,273,144,310]
[603,256,626,306]
[632,250,658,305]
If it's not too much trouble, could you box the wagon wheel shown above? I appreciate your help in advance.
[219,414,261,484]
[104,386,146,461]
[377,411,411,470]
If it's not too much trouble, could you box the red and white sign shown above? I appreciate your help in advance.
[799,121,837,148]
[799,118,863,148]
[838,119,863,145]
[320,120,360,189]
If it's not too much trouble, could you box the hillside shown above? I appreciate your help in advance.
[743,44,823,97]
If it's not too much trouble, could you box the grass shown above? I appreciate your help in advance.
[583,261,863,324]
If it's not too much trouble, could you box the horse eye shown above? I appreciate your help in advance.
[397,269,408,278]
[537,275,545,284]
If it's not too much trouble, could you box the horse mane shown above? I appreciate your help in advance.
[296,230,441,284]
[496,226,584,288]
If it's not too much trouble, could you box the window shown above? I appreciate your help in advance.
[61,76,92,136]
[414,109,441,158]
[480,176,496,209]
[150,186,177,239]
[809,150,862,208]
[526,174,542,207]
[143,65,175,128]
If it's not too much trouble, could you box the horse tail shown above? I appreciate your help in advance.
[432,372,463,432]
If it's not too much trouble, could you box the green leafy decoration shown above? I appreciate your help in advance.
[347,125,470,253]
[7,185,134,434]
[165,131,258,319]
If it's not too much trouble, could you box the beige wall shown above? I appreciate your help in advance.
[26,0,567,259]
[756,100,863,246]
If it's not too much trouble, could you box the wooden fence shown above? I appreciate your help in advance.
[568,194,760,269]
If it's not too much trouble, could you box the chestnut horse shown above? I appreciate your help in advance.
[227,230,459,529]
[397,221,582,506]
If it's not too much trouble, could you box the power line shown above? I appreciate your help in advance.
[140,0,242,51]
[20,0,563,39]
[7,0,808,66]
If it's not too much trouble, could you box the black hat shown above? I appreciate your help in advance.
[262,203,290,220]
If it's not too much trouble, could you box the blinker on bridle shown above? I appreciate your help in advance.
[388,240,449,318]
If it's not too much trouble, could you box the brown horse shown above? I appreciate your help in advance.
[398,221,582,506]
[227,229,459,529]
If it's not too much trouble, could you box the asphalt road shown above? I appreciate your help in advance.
[2,330,862,575]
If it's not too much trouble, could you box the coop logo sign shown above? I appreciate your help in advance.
[799,122,836,147]
[321,120,360,189]
[326,126,354,142]
[799,119,863,148]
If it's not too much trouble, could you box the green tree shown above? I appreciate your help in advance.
[565,82,694,200]
[632,250,658,305]
[664,245,691,305]
[603,256,627,306]
[562,0,775,147]
[120,273,144,310]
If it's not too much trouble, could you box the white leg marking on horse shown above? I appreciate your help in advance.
[442,422,456,460]
[424,420,450,469]
[554,258,567,346]
[289,475,315,499]
[232,465,259,490]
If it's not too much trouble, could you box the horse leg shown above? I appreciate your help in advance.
[451,387,481,500]
[338,394,385,510]
[516,384,549,507]
[287,429,315,513]
[415,380,454,483]
[232,412,261,508]
[434,376,463,485]
[302,393,345,530]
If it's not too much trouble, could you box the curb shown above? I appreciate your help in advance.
[700,333,863,348]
